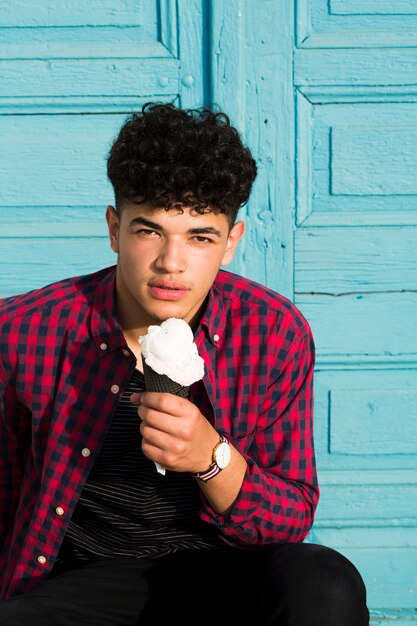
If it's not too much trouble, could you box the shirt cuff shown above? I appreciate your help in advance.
[198,456,263,545]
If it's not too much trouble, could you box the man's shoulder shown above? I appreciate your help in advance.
[0,266,115,324]
[215,269,294,308]
[214,269,312,340]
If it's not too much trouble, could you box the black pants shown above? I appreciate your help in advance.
[0,543,369,626]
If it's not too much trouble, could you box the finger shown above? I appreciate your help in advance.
[140,427,185,460]
[141,440,174,470]
[139,392,190,417]
[130,392,143,406]
[140,414,192,458]
[139,406,187,437]
[140,421,169,448]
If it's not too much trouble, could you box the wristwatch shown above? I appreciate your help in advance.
[191,435,231,482]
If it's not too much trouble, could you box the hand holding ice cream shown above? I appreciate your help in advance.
[138,318,205,474]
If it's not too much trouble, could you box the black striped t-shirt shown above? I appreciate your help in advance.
[56,368,222,565]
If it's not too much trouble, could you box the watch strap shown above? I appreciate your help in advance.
[190,435,228,482]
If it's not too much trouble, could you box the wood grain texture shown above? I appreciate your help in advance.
[295,228,417,291]
[314,369,417,471]
[230,0,294,297]
[297,0,417,48]
[296,97,417,222]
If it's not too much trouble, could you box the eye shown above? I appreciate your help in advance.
[135,228,159,237]
[192,236,214,244]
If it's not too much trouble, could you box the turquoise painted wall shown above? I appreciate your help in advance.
[1,1,416,622]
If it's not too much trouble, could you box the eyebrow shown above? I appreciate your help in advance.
[129,216,222,238]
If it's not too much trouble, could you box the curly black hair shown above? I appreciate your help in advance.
[107,102,257,226]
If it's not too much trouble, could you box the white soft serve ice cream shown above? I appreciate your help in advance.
[139,318,205,386]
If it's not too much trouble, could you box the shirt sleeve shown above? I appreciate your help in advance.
[0,365,30,562]
[198,323,319,547]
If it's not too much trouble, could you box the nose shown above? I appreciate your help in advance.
[154,238,186,273]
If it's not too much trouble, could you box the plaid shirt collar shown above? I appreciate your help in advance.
[90,266,226,354]
[197,279,227,350]
[91,267,126,357]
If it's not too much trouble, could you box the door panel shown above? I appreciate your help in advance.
[294,0,417,618]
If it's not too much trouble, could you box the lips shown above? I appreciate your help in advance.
[148,279,189,301]
[150,280,188,291]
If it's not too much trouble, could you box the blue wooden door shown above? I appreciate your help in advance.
[1,1,416,623]
[293,2,417,623]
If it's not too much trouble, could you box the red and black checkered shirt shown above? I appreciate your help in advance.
[0,266,319,600]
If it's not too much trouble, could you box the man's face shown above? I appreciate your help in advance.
[106,202,244,333]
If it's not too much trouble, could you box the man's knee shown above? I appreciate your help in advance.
[253,542,369,625]
[281,543,369,624]
[297,544,367,601]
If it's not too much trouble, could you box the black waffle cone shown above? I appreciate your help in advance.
[142,358,190,398]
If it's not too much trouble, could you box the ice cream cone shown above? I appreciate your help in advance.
[142,358,190,398]
[139,318,205,477]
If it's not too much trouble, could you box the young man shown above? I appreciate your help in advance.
[0,103,369,625]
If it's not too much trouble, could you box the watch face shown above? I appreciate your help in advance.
[215,442,231,469]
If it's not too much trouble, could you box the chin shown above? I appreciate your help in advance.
[146,306,187,323]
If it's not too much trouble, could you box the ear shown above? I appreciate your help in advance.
[221,220,245,266]
[106,205,120,254]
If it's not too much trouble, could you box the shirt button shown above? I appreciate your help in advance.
[100,342,108,351]
[55,506,64,516]
[111,384,120,394]
[37,555,47,565]
[81,447,91,457]
[213,334,220,342]
[122,349,130,357]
